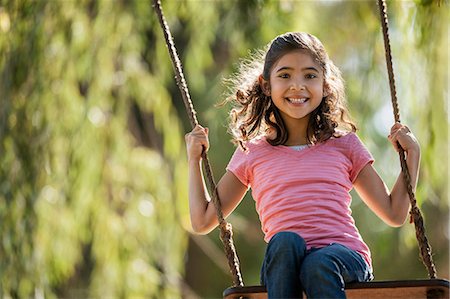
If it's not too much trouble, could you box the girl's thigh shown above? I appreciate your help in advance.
[300,243,373,284]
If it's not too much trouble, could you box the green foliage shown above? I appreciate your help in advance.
[1,0,187,297]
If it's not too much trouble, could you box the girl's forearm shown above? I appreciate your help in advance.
[188,159,212,232]
[389,149,421,225]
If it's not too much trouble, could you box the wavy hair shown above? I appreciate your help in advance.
[226,32,356,150]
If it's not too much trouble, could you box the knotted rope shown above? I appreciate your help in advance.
[152,0,244,287]
[377,0,437,279]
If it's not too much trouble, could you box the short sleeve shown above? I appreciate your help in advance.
[348,133,375,183]
[226,147,251,188]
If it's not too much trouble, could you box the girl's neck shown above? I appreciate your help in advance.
[284,117,310,146]
[285,132,309,146]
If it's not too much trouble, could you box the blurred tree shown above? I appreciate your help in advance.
[0,0,188,298]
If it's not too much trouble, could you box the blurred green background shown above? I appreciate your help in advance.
[0,0,448,298]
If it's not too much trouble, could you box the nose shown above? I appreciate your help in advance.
[289,79,305,91]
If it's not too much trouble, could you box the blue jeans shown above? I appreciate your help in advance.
[261,232,373,299]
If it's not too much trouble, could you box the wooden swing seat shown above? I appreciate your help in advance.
[223,279,450,299]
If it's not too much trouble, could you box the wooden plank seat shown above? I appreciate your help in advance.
[223,279,450,299]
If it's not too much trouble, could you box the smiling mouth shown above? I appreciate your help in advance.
[287,97,308,104]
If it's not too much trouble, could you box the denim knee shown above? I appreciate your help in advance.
[261,232,308,297]
[267,232,307,254]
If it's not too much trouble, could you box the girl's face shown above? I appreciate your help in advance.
[264,50,325,130]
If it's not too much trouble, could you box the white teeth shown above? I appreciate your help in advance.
[289,98,307,103]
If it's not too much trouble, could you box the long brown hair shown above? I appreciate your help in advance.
[226,32,356,150]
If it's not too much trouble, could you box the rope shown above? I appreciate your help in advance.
[152,0,244,287]
[377,0,437,279]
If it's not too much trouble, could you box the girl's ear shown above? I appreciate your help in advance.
[258,75,271,96]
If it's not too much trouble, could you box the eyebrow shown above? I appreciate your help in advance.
[275,66,320,73]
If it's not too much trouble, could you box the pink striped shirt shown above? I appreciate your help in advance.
[226,132,374,266]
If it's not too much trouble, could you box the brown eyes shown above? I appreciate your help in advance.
[277,73,318,79]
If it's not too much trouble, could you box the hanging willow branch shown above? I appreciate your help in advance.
[151,0,244,287]
[377,0,437,279]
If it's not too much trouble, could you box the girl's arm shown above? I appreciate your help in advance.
[185,125,248,234]
[353,123,420,227]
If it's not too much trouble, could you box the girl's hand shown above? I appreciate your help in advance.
[388,123,420,155]
[185,124,209,162]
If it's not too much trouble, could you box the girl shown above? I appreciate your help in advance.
[185,32,420,298]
